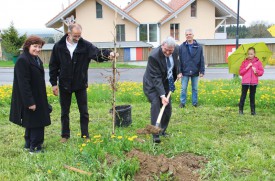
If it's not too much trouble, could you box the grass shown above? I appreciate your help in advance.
[0,60,144,69]
[0,60,14,67]
[0,80,275,180]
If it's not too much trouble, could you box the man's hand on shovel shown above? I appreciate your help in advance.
[161,96,169,106]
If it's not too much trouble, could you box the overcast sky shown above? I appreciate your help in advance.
[0,0,274,30]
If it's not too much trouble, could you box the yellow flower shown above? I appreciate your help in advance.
[93,135,101,138]
[47,170,52,174]
[77,163,81,166]
[82,143,86,147]
[117,136,123,139]
[111,135,116,138]
[77,133,81,136]
[80,148,83,152]
[128,137,134,141]
[83,135,87,138]
[132,135,138,139]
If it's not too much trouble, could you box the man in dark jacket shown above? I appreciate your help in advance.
[179,29,205,108]
[49,23,116,143]
[143,37,182,143]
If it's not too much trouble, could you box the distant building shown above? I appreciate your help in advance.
[46,0,245,47]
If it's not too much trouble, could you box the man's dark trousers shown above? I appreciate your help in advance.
[150,95,172,138]
[59,88,89,138]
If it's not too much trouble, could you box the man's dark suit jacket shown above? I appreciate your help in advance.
[143,45,179,102]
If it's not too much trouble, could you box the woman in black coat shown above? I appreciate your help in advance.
[10,35,51,153]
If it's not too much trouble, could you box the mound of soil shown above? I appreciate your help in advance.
[136,125,162,134]
[127,149,207,181]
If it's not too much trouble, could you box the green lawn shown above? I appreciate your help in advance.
[0,80,274,180]
[0,60,144,69]
[0,60,14,67]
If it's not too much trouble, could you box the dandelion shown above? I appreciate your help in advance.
[117,136,123,139]
[83,135,87,138]
[82,143,87,147]
[93,135,101,138]
[77,133,81,136]
[111,135,116,138]
[128,137,134,141]
[47,170,52,174]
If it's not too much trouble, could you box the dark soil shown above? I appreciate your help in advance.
[126,149,207,181]
[136,125,162,134]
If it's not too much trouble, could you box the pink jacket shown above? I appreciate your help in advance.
[239,57,264,85]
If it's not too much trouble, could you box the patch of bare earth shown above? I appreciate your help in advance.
[126,149,207,181]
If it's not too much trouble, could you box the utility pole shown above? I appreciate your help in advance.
[234,0,240,78]
[236,0,240,49]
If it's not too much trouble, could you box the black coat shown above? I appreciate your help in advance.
[10,51,51,128]
[49,34,110,92]
[143,46,180,102]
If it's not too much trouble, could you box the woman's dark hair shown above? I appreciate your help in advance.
[23,35,45,51]
[247,47,256,53]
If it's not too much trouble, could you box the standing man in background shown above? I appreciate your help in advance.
[179,29,205,108]
[49,23,117,143]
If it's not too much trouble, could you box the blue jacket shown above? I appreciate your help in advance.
[179,40,205,76]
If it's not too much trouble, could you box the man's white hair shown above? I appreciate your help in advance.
[185,28,194,35]
[162,36,176,47]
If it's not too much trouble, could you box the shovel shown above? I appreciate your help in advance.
[137,79,177,135]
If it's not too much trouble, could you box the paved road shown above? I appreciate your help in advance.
[0,68,274,85]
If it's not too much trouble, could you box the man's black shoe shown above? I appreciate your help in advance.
[179,103,185,108]
[153,137,161,144]
[193,104,198,107]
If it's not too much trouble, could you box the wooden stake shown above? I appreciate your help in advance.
[64,165,92,176]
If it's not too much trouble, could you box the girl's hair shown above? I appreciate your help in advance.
[247,47,256,53]
[23,35,45,51]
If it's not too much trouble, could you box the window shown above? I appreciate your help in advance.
[139,24,148,42]
[116,25,125,41]
[139,24,158,42]
[191,0,197,17]
[149,24,157,42]
[170,24,179,40]
[96,2,102,18]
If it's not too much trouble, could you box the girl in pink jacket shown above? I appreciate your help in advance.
[239,47,264,115]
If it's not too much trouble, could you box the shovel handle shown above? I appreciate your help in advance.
[155,78,179,127]
[156,91,172,125]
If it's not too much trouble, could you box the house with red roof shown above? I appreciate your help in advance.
[46,0,245,47]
